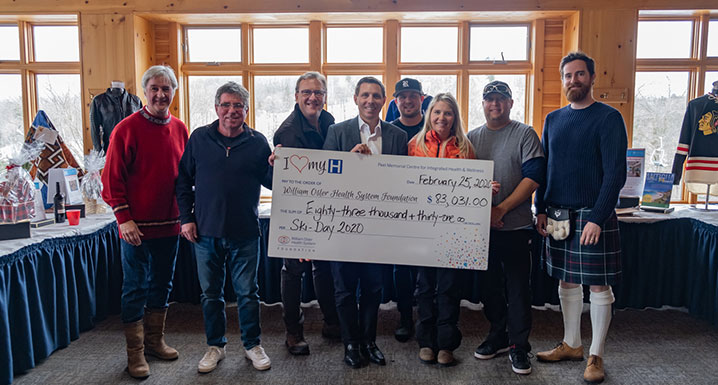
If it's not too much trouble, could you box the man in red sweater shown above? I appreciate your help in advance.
[102,65,188,379]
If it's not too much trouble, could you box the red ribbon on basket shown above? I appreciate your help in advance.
[6,164,19,171]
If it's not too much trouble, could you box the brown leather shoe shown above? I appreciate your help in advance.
[437,350,456,367]
[123,320,150,379]
[536,341,584,362]
[144,308,179,360]
[584,355,605,383]
[285,333,310,355]
[419,347,435,364]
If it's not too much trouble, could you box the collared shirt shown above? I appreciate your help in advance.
[357,116,383,155]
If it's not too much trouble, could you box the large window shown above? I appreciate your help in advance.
[327,75,383,123]
[0,20,82,167]
[183,21,534,198]
[634,16,717,203]
[706,72,718,94]
[253,27,308,63]
[253,75,298,144]
[636,21,693,59]
[186,28,241,62]
[633,72,689,200]
[707,20,717,57]
[0,75,23,168]
[401,26,458,63]
[470,25,529,61]
[0,25,20,61]
[32,25,79,62]
[188,76,243,130]
[403,75,458,99]
[326,27,383,63]
[36,74,83,161]
[468,74,527,129]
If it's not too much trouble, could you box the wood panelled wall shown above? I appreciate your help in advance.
[536,19,565,135]
[579,9,638,136]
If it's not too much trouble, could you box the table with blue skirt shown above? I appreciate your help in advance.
[0,214,122,385]
[2,208,718,384]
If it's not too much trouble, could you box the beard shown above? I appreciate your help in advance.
[564,82,591,103]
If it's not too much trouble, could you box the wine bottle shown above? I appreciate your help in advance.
[54,182,66,223]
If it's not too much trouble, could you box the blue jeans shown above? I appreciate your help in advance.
[195,236,261,350]
[120,236,179,323]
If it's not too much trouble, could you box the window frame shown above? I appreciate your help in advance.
[183,25,243,64]
[0,24,21,62]
[634,14,718,204]
[0,19,80,153]
[324,24,385,64]
[180,20,536,200]
[468,22,532,63]
[249,24,311,65]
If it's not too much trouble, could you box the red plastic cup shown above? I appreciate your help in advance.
[67,209,81,226]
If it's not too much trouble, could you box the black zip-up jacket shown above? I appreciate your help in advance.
[273,104,335,149]
[176,120,272,240]
[90,88,142,153]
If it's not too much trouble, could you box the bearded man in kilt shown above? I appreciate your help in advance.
[534,52,627,384]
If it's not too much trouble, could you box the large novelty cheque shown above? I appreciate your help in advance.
[269,147,494,270]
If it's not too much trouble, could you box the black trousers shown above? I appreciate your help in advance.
[480,229,533,351]
[281,258,339,336]
[415,267,462,351]
[393,264,417,322]
[331,261,383,346]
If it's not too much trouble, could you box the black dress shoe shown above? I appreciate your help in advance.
[344,344,365,368]
[361,342,386,365]
[394,324,413,343]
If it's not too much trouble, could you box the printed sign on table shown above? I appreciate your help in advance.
[268,147,494,270]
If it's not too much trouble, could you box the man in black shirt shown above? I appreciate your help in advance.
[273,72,341,356]
[388,78,425,343]
[391,78,425,141]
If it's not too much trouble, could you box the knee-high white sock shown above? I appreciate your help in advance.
[589,288,615,357]
[558,285,583,348]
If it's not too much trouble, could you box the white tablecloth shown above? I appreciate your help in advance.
[0,213,117,257]
[618,204,718,227]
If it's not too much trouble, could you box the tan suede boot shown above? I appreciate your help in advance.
[123,320,150,378]
[143,307,179,360]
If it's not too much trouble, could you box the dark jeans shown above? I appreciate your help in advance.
[330,261,383,346]
[394,264,417,322]
[415,267,462,351]
[281,258,339,335]
[480,229,533,351]
[120,236,179,323]
[194,236,261,350]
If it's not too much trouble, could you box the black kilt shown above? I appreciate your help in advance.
[542,208,622,285]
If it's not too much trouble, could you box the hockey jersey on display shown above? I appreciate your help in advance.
[671,93,718,187]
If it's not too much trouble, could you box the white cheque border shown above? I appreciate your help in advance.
[269,147,493,270]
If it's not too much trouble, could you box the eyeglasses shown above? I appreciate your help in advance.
[483,84,511,95]
[217,102,246,110]
[298,89,326,97]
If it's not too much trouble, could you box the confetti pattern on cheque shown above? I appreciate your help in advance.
[435,227,488,270]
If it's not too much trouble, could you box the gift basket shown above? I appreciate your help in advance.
[81,150,107,214]
[1,142,43,223]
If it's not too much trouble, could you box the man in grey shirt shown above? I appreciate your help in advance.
[467,81,545,375]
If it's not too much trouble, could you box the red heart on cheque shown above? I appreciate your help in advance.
[290,155,309,172]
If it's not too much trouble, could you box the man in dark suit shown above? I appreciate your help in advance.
[323,76,408,368]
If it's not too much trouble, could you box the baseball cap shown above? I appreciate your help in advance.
[393,78,423,97]
[483,80,512,99]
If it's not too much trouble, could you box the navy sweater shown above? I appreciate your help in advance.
[535,102,627,225]
[176,120,272,239]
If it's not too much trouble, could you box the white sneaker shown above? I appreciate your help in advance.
[245,345,271,371]
[198,346,226,373]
